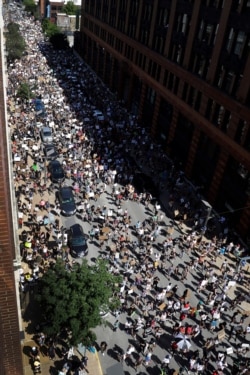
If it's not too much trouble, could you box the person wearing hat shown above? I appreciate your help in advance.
[30,346,39,359]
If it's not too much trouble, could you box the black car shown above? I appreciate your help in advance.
[68,224,88,257]
[48,160,65,183]
[57,186,76,216]
[44,143,58,160]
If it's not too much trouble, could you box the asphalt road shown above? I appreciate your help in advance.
[53,168,250,375]
[6,4,250,374]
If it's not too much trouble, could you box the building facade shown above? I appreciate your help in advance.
[0,8,24,375]
[75,0,250,238]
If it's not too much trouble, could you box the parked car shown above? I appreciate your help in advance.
[40,126,53,143]
[48,160,65,183]
[43,143,58,160]
[57,186,76,216]
[68,224,88,257]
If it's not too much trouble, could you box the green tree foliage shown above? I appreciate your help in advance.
[62,1,78,15]
[23,0,37,14]
[42,19,61,38]
[16,82,35,101]
[7,22,20,34]
[41,19,69,49]
[36,259,122,346]
[5,22,26,62]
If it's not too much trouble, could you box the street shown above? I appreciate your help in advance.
[5,3,250,375]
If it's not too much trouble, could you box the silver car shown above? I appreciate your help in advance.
[40,126,53,143]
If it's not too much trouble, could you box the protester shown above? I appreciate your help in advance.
[6,6,250,375]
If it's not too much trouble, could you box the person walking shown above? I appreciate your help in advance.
[100,341,108,356]
[144,349,153,366]
[134,356,143,371]
[48,343,56,360]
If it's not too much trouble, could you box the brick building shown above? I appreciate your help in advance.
[75,0,250,238]
[0,13,24,375]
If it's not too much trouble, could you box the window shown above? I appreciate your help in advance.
[234,31,246,57]
[226,28,235,53]
[100,29,106,41]
[109,12,116,28]
[193,54,209,78]
[146,87,156,105]
[94,24,100,36]
[118,16,125,32]
[120,0,126,10]
[115,39,123,53]
[173,77,179,94]
[170,44,184,65]
[167,73,174,90]
[198,20,205,41]
[198,21,217,46]
[125,45,134,60]
[244,125,250,151]
[143,4,153,22]
[95,3,100,18]
[107,33,114,47]
[163,70,169,86]
[181,14,189,35]
[153,35,165,54]
[89,21,93,32]
[174,13,190,36]
[128,22,136,38]
[158,7,169,27]
[130,0,139,15]
[176,45,183,64]
[148,61,161,81]
[235,120,248,144]
[220,110,231,133]
[140,29,149,45]
[222,71,235,94]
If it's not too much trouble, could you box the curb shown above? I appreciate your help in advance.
[95,351,104,375]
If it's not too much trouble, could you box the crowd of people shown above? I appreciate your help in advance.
[5,4,250,375]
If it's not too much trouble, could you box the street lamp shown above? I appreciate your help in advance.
[201,200,212,236]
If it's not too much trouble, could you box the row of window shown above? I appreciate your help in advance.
[82,15,250,149]
[83,2,250,72]
[89,23,247,99]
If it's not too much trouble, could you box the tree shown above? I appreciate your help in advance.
[41,19,69,49]
[42,19,61,38]
[5,22,26,62]
[36,259,122,346]
[16,82,35,101]
[62,1,78,15]
[23,0,37,14]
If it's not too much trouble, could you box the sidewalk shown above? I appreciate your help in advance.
[18,163,104,375]
[21,288,103,374]
[21,336,103,375]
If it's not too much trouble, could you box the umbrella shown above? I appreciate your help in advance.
[176,334,192,351]
[24,241,32,248]
[176,338,191,351]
